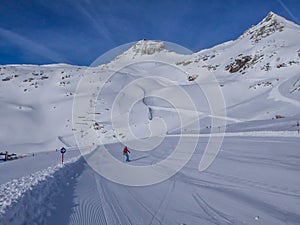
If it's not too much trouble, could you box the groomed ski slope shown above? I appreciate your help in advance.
[1,134,299,225]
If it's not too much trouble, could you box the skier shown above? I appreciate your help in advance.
[123,146,130,162]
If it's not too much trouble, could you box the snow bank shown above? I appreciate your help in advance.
[0,155,82,224]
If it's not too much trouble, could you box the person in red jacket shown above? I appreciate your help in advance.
[123,146,130,162]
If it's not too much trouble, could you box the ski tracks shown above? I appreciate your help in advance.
[148,179,176,225]
[202,171,300,224]
[68,166,107,225]
[205,171,300,198]
[94,175,134,225]
[192,193,236,225]
[124,186,163,225]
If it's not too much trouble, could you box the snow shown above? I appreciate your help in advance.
[0,135,299,225]
[0,12,300,224]
[0,153,80,215]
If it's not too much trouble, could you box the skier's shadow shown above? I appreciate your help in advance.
[130,156,148,162]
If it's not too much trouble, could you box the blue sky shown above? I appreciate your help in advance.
[0,0,299,66]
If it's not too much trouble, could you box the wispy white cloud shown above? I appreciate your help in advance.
[277,0,299,23]
[34,0,115,43]
[0,27,67,63]
[71,1,116,44]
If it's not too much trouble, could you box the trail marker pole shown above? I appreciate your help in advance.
[60,147,67,164]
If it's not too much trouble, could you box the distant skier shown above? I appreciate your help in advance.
[123,146,130,162]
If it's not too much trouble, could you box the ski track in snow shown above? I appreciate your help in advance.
[0,135,300,224]
[169,130,300,137]
[148,179,176,225]
[192,193,234,224]
[68,167,107,225]
[0,134,300,225]
[268,78,300,107]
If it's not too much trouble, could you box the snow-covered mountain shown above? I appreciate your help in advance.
[0,12,299,154]
[1,12,300,225]
[177,12,300,119]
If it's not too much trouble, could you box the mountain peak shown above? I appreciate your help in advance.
[106,40,169,65]
[240,12,292,43]
[263,11,278,22]
[261,11,290,24]
[130,39,166,55]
